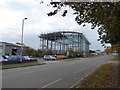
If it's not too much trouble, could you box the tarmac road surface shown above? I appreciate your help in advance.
[2,55,113,88]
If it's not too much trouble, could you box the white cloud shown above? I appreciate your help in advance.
[0,0,105,50]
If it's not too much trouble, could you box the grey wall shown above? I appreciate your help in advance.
[0,43,5,56]
[5,45,21,55]
[0,42,21,56]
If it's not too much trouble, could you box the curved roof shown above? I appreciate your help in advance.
[38,31,90,45]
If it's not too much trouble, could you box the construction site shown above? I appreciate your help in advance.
[38,31,90,57]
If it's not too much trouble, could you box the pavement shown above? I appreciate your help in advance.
[44,61,60,64]
[38,58,60,64]
[2,55,113,88]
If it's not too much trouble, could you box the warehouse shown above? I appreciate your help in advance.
[38,31,90,56]
[0,42,21,56]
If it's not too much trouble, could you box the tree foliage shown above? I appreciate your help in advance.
[104,47,112,54]
[23,47,37,56]
[112,43,120,52]
[46,1,120,51]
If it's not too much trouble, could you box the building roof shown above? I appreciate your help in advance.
[0,42,29,47]
[38,31,90,45]
[0,42,21,47]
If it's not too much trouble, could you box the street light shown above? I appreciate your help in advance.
[21,18,27,61]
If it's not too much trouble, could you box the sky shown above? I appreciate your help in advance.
[0,0,106,51]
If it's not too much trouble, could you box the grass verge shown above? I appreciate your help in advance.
[1,62,45,70]
[112,56,120,61]
[78,63,116,88]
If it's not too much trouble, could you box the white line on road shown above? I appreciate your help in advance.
[73,67,87,74]
[41,78,61,88]
[73,63,98,74]
[3,65,60,79]
[70,70,95,88]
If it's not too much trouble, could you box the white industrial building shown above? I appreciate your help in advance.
[0,42,21,56]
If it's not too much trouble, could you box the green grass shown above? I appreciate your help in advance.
[112,56,120,61]
[1,62,45,69]
[78,63,115,88]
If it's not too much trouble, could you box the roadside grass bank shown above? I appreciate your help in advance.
[79,63,117,88]
[112,56,120,61]
[1,62,45,70]
[71,57,119,88]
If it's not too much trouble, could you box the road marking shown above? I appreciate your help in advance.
[73,63,99,74]
[70,70,95,88]
[71,62,104,88]
[41,78,61,88]
[3,65,60,79]
[73,67,87,74]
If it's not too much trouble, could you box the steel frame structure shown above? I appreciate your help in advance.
[38,31,90,56]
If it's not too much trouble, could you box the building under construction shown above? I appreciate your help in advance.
[38,31,90,56]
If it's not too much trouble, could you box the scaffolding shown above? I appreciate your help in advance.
[38,31,90,56]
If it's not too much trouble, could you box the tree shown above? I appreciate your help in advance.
[104,47,112,54]
[112,42,120,52]
[43,1,120,52]
[89,50,95,53]
[66,48,74,57]
[23,47,37,56]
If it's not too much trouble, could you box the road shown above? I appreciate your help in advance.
[2,55,113,88]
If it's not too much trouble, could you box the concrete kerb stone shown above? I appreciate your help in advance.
[70,69,96,88]
[70,60,119,88]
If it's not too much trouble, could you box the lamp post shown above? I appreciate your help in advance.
[21,18,27,61]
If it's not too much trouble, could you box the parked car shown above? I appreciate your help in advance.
[8,56,19,61]
[43,55,56,61]
[23,56,34,60]
[2,55,9,59]
[112,51,119,56]
[0,56,8,62]
[112,52,119,56]
[38,53,44,58]
[8,56,25,61]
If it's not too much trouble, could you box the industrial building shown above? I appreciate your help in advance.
[0,42,35,56]
[0,42,21,56]
[38,31,90,56]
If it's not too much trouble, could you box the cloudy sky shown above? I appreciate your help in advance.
[0,0,106,51]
